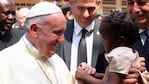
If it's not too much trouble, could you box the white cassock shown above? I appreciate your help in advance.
[0,35,80,84]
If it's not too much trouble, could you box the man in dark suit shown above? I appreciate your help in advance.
[56,0,107,74]
[56,19,107,73]
[127,0,149,71]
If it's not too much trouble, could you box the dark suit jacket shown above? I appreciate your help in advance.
[56,19,107,73]
[133,36,149,71]
[0,28,24,51]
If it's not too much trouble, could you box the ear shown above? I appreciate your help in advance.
[30,24,39,37]
[96,0,101,7]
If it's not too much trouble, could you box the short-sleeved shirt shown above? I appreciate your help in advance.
[105,46,140,75]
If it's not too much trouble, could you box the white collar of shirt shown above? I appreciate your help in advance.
[139,29,145,34]
[139,29,149,45]
[74,18,95,36]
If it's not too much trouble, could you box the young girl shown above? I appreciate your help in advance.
[75,11,149,84]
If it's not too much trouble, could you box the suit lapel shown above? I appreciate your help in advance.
[64,20,103,69]
[133,37,149,70]
[133,36,146,56]
[91,20,101,68]
[64,20,74,69]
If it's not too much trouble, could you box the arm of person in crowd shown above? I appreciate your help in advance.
[139,57,146,71]
[122,57,146,84]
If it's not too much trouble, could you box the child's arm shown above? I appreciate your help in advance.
[76,68,122,84]
[76,63,122,84]
[75,67,104,84]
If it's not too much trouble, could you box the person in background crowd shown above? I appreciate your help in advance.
[95,14,103,22]
[12,7,30,31]
[0,1,84,84]
[0,0,24,51]
[75,11,147,84]
[127,0,149,71]
[56,0,107,77]
[61,2,74,20]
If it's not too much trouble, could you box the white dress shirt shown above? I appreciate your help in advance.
[70,18,94,73]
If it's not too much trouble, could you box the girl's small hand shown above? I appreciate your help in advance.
[76,62,96,80]
[75,67,87,80]
[78,62,96,75]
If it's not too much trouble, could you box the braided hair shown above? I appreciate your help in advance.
[99,11,139,47]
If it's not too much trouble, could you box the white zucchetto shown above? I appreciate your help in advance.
[26,1,62,18]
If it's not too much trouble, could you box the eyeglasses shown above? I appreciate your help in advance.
[1,10,16,16]
[127,1,149,6]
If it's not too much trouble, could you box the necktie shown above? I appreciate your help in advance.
[78,29,87,65]
[144,30,149,58]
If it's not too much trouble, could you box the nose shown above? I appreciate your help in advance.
[7,13,15,19]
[7,14,16,23]
[57,34,64,43]
[83,9,89,17]
[132,2,141,14]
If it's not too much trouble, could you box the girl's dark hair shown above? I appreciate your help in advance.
[99,11,139,47]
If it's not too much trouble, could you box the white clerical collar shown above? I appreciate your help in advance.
[23,35,45,60]
[74,18,95,36]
